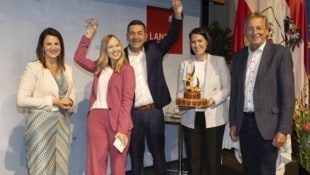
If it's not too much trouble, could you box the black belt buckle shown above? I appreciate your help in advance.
[243,112,255,117]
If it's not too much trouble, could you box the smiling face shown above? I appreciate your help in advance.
[244,16,269,51]
[126,24,147,53]
[43,35,61,60]
[190,33,208,57]
[107,37,122,62]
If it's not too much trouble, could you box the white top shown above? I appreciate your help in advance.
[128,48,154,107]
[194,59,207,112]
[194,59,207,95]
[243,41,266,112]
[91,67,113,109]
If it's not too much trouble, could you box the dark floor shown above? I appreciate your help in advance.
[126,149,306,175]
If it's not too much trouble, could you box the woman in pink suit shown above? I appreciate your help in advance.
[74,18,135,175]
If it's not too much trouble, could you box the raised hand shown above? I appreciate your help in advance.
[171,0,183,19]
[85,18,98,38]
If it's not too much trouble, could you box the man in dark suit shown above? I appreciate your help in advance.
[229,12,295,175]
[124,0,183,174]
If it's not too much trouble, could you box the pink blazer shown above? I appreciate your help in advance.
[74,36,135,134]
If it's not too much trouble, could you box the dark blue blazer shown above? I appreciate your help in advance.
[229,42,295,140]
[125,18,182,109]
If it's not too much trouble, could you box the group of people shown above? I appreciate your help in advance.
[16,0,295,174]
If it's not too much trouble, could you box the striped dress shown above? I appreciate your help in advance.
[24,72,70,175]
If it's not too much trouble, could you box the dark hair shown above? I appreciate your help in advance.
[127,20,146,33]
[36,27,65,70]
[189,27,211,55]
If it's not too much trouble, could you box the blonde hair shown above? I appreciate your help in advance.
[244,12,269,30]
[95,34,128,73]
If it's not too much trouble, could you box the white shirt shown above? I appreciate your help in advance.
[243,42,266,112]
[128,48,154,107]
[91,67,113,109]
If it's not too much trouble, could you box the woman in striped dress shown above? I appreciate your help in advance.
[17,27,76,175]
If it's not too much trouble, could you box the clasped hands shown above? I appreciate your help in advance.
[53,97,73,110]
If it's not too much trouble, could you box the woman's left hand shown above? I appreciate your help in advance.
[115,132,129,148]
[208,98,215,106]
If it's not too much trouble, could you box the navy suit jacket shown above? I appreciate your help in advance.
[229,42,295,140]
[125,18,182,109]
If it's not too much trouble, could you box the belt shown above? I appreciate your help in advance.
[243,112,255,117]
[134,103,155,112]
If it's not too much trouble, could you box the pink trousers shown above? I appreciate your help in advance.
[87,109,130,175]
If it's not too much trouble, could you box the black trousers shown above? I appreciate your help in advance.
[239,112,278,175]
[129,108,166,175]
[183,112,225,175]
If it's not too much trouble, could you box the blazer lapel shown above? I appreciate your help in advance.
[255,43,271,84]
[239,49,248,91]
[93,72,100,98]
[204,55,213,91]
[143,43,152,77]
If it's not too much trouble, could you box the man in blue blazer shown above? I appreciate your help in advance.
[124,0,183,174]
[229,12,295,175]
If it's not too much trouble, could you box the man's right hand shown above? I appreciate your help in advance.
[230,125,239,142]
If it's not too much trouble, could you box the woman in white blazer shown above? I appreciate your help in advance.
[17,28,76,175]
[176,27,230,175]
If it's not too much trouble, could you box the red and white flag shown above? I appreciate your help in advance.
[232,0,308,98]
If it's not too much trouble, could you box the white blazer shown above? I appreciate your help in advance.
[176,54,230,128]
[17,60,76,115]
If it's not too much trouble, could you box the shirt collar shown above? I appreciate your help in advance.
[127,47,145,56]
[248,41,267,55]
